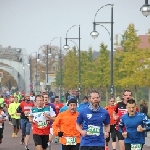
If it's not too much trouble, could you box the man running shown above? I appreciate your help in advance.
[79,96,89,110]
[16,93,34,150]
[105,98,117,150]
[113,90,134,150]
[76,90,110,150]
[59,96,80,113]
[53,96,63,116]
[43,93,56,146]
[29,95,56,150]
[119,99,150,150]
[8,97,20,137]
[53,98,80,150]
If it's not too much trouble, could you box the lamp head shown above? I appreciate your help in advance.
[90,31,99,39]
[140,4,150,17]
[63,45,70,51]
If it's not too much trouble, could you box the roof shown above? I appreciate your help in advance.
[116,35,150,51]
[138,35,150,49]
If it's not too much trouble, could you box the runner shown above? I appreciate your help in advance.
[79,96,89,110]
[119,99,150,150]
[53,97,80,150]
[30,91,35,102]
[0,106,6,144]
[29,95,56,150]
[8,97,20,137]
[76,90,110,150]
[53,96,63,116]
[16,93,34,150]
[113,90,134,150]
[105,98,117,150]
[7,95,14,125]
[43,93,56,146]
[59,96,80,113]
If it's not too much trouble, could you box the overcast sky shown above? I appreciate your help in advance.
[0,0,150,55]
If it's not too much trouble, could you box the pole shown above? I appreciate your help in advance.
[29,56,33,92]
[110,5,114,98]
[36,52,37,92]
[60,37,62,101]
[78,25,81,103]
[46,45,49,92]
[145,0,148,4]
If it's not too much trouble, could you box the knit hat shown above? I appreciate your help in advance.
[67,98,77,106]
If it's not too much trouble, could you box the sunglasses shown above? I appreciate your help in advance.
[110,101,115,102]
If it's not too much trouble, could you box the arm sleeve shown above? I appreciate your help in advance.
[114,103,118,113]
[52,113,61,136]
[118,117,124,133]
[103,112,110,125]
[16,105,22,113]
[76,111,83,125]
[49,106,56,117]
[143,114,150,131]
[29,108,33,116]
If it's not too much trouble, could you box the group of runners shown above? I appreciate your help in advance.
[0,89,150,150]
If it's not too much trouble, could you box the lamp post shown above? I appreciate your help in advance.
[63,25,81,103]
[50,37,62,101]
[28,51,38,93]
[140,0,150,17]
[90,4,114,98]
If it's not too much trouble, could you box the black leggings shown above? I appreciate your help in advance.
[62,144,80,150]
[106,124,117,142]
[0,128,4,140]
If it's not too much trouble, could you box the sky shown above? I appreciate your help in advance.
[0,0,150,55]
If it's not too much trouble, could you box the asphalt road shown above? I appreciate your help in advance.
[0,120,150,150]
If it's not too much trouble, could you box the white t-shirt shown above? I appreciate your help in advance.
[30,96,35,101]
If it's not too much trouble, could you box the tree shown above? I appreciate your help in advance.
[62,47,78,89]
[0,69,17,90]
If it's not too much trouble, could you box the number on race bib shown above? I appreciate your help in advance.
[66,137,76,145]
[131,144,142,150]
[87,125,100,136]
[37,121,47,128]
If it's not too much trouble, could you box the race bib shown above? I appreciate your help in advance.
[131,144,142,150]
[66,137,76,145]
[87,125,100,136]
[37,121,47,128]
[0,123,2,128]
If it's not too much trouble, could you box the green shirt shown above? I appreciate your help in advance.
[8,102,20,119]
[0,98,4,108]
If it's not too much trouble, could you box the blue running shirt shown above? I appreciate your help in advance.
[119,112,149,144]
[76,107,110,146]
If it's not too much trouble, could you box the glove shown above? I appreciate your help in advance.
[58,131,64,137]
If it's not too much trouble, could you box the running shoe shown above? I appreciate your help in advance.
[25,145,29,150]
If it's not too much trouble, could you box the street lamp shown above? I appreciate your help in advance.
[50,37,62,101]
[28,52,38,93]
[91,4,114,98]
[140,0,150,17]
[63,25,81,103]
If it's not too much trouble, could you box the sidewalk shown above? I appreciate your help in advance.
[145,132,150,146]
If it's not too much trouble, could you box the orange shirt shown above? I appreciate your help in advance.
[52,110,80,145]
[105,105,117,125]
